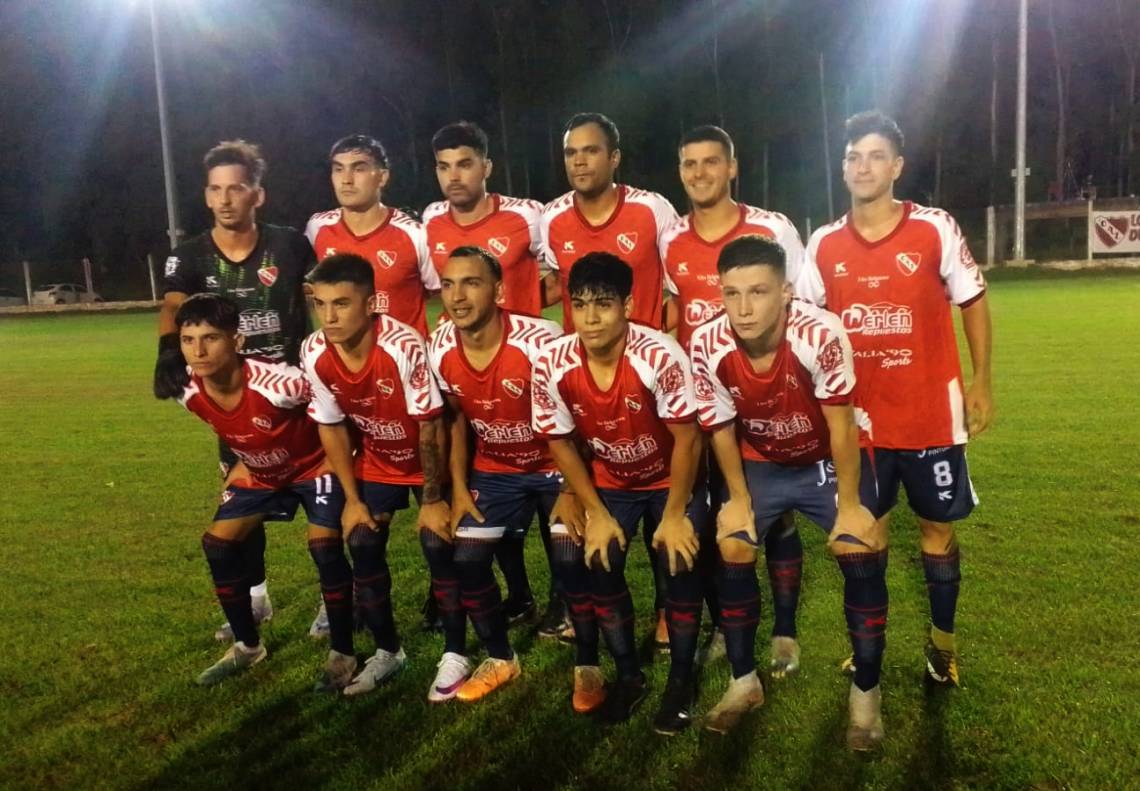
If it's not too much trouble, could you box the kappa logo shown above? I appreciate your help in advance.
[571,403,586,416]
[376,378,394,397]
[376,250,397,269]
[164,256,179,277]
[834,262,848,276]
[488,237,509,256]
[205,275,219,289]
[676,262,689,275]
[329,383,342,394]
[257,265,279,287]
[624,394,642,412]
[501,378,525,398]
[252,415,273,432]
[616,232,638,255]
[434,242,448,253]
[895,252,921,276]
[562,240,575,253]
[324,247,337,258]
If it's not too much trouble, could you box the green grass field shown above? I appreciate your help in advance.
[2,269,1139,790]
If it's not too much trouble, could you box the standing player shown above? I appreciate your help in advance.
[428,246,581,699]
[661,125,809,670]
[799,111,993,686]
[541,112,679,647]
[423,121,559,318]
[690,235,887,749]
[154,140,316,642]
[305,135,440,337]
[532,253,706,733]
[163,294,357,689]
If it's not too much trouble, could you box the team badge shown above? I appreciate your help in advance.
[164,256,179,277]
[488,237,509,256]
[895,252,921,276]
[616,232,638,254]
[377,378,395,397]
[252,415,273,432]
[624,394,642,412]
[501,378,525,399]
[377,250,397,269]
[257,265,279,287]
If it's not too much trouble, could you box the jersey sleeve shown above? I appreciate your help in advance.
[795,230,829,306]
[810,324,857,405]
[772,213,806,288]
[426,331,453,396]
[937,213,987,305]
[293,229,319,276]
[161,245,202,296]
[394,331,444,419]
[689,333,736,429]
[650,336,697,422]
[537,203,557,271]
[410,222,440,291]
[650,193,681,247]
[531,350,575,438]
[658,221,683,295]
[299,338,345,424]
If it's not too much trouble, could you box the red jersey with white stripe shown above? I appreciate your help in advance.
[178,359,325,489]
[429,311,562,474]
[799,202,986,449]
[305,207,439,337]
[690,302,863,465]
[301,315,444,485]
[532,323,696,490]
[660,204,806,349]
[423,195,544,317]
[540,185,678,331]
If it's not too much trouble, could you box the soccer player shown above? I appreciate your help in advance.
[690,235,887,749]
[532,253,706,733]
[541,112,680,647]
[427,246,581,699]
[305,135,440,337]
[661,125,809,671]
[423,121,559,318]
[163,293,355,689]
[799,110,993,686]
[154,139,316,642]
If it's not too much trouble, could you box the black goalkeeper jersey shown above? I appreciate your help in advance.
[162,223,316,364]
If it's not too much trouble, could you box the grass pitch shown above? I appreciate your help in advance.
[1,269,1138,790]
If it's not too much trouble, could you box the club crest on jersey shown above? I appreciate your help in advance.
[488,237,509,256]
[616,232,638,254]
[624,394,642,412]
[257,265,279,287]
[895,252,921,276]
[502,378,525,399]
[252,415,273,432]
[376,250,397,269]
[376,378,395,397]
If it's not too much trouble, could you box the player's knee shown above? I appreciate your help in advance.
[346,522,388,561]
[717,537,757,565]
[918,519,956,552]
[655,544,695,574]
[589,538,626,572]
[307,534,345,567]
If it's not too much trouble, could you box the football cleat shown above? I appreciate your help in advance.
[924,638,960,686]
[314,649,358,693]
[504,597,538,628]
[537,598,570,639]
[213,594,273,642]
[196,641,267,686]
[343,647,407,697]
[770,636,801,679]
[309,601,330,639]
[572,665,607,713]
[455,655,521,702]
[652,676,695,735]
[846,683,885,751]
[596,674,649,725]
[427,652,471,702]
[705,671,765,734]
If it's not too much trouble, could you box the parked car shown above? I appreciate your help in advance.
[0,287,25,307]
[31,283,102,305]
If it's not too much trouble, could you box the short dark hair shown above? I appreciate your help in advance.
[567,252,632,301]
[717,235,787,280]
[175,293,241,332]
[307,253,375,291]
[679,125,735,159]
[448,245,502,282]
[432,122,490,158]
[844,110,905,155]
[203,140,266,186]
[563,112,620,152]
[328,134,389,169]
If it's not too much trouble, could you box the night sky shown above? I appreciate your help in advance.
[0,0,1133,295]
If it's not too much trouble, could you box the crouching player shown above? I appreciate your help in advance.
[427,246,578,700]
[302,254,455,696]
[532,253,707,733]
[164,293,349,687]
[689,236,888,749]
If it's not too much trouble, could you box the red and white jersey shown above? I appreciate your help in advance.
[301,315,444,485]
[305,207,440,337]
[532,323,696,490]
[690,301,864,465]
[799,202,986,449]
[178,359,325,489]
[429,311,562,474]
[423,194,544,317]
[660,204,805,349]
[540,185,678,331]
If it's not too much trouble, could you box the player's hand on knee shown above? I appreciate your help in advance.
[584,508,624,571]
[153,333,190,400]
[418,500,453,542]
[551,492,586,544]
[829,504,881,552]
[716,496,756,544]
[449,489,485,532]
[653,515,698,576]
[342,498,377,534]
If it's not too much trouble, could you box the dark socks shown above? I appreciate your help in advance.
[456,533,512,660]
[308,536,354,656]
[765,521,803,638]
[495,532,532,605]
[552,532,599,666]
[922,546,961,634]
[202,533,258,647]
[420,529,466,655]
[836,549,889,691]
[590,540,639,679]
[718,560,761,679]
[242,523,268,589]
[346,525,399,653]
[661,552,703,682]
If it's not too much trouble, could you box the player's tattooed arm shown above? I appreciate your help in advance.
[417,417,452,540]
[652,420,702,575]
[318,422,376,534]
[821,403,880,551]
[960,294,994,437]
[709,423,756,544]
[446,397,484,531]
[547,437,623,565]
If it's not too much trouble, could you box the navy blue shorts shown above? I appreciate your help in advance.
[597,485,710,543]
[870,445,977,523]
[361,481,412,520]
[214,472,344,529]
[728,451,878,545]
[456,470,561,540]
[217,440,293,523]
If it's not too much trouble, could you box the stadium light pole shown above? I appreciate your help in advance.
[1013,0,1027,262]
[148,0,181,251]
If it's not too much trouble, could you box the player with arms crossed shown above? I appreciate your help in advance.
[427,246,580,699]
[800,111,993,686]
[661,125,808,671]
[532,253,706,733]
[164,294,356,689]
[305,135,440,337]
[690,235,887,749]
[154,140,316,642]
